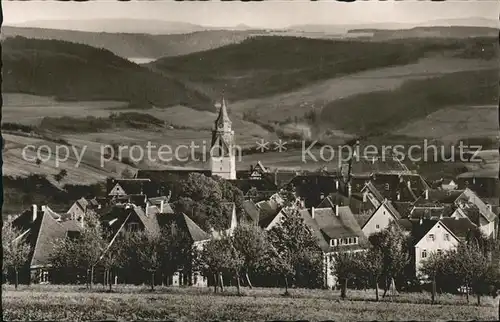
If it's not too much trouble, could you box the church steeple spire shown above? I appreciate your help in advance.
[215,94,231,129]
[210,92,236,180]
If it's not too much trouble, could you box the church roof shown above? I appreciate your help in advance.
[214,96,231,127]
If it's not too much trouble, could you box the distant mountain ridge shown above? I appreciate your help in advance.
[7,19,213,34]
[2,26,258,59]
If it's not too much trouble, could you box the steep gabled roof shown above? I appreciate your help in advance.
[155,212,210,242]
[133,205,160,234]
[242,200,260,223]
[298,209,330,252]
[460,188,497,223]
[440,217,477,241]
[360,200,401,229]
[408,219,440,246]
[313,206,366,242]
[30,210,82,268]
[362,182,384,203]
[181,213,211,242]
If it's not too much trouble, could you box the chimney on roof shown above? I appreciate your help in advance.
[160,200,165,213]
[32,204,38,222]
[311,207,315,218]
[425,189,429,200]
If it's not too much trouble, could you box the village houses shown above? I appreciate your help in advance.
[6,96,499,289]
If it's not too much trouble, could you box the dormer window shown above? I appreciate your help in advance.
[335,237,359,246]
[428,234,435,242]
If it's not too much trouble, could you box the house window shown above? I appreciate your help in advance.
[444,233,450,241]
[422,250,427,258]
[428,234,435,242]
[128,222,139,232]
[330,239,337,247]
[376,224,380,229]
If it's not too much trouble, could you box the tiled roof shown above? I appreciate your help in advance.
[242,200,260,223]
[228,178,277,194]
[313,206,366,242]
[408,219,439,246]
[409,206,446,220]
[440,217,477,240]
[298,209,330,252]
[133,205,160,234]
[317,193,351,208]
[353,213,372,228]
[157,212,210,242]
[392,202,413,218]
[181,214,211,242]
[460,188,497,223]
[362,182,384,203]
[30,210,82,268]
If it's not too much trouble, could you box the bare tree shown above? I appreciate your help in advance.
[2,222,31,289]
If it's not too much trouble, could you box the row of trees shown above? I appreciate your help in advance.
[198,211,323,295]
[333,223,500,305]
[9,207,322,294]
[49,214,193,291]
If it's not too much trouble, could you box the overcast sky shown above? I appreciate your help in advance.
[3,1,499,28]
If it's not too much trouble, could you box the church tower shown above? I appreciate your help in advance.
[210,96,236,180]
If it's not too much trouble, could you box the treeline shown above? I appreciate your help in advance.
[2,208,325,293]
[333,223,500,305]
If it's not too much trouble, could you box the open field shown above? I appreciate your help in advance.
[394,105,499,144]
[2,285,498,321]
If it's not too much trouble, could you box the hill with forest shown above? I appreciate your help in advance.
[148,35,497,101]
[2,36,210,110]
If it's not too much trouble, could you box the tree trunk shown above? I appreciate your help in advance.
[90,266,95,290]
[235,271,241,295]
[477,293,481,306]
[219,273,224,293]
[466,284,470,303]
[245,270,253,289]
[382,276,389,298]
[213,273,218,294]
[375,277,379,302]
[14,268,19,290]
[104,269,107,289]
[431,277,436,304]
[109,270,113,291]
[340,278,347,299]
[151,271,155,291]
[284,275,289,295]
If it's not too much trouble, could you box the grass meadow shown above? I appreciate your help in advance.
[2,284,498,321]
